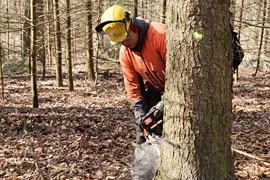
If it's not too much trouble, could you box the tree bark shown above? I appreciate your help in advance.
[6,0,9,60]
[23,0,31,73]
[154,0,235,179]
[94,0,101,85]
[235,0,245,82]
[53,0,63,87]
[86,0,95,81]
[254,0,267,77]
[30,0,38,108]
[134,0,138,18]
[0,41,4,100]
[66,0,74,90]
[35,0,46,80]
[160,0,166,23]
[47,0,52,66]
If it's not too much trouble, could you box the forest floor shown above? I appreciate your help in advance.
[0,63,270,180]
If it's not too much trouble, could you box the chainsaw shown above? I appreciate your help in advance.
[139,102,180,149]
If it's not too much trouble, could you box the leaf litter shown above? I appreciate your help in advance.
[0,65,269,179]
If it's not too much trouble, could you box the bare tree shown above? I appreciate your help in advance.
[160,0,166,23]
[6,0,9,60]
[94,0,102,85]
[254,0,267,76]
[0,40,4,100]
[234,0,245,81]
[86,0,95,81]
[30,0,38,108]
[46,0,52,66]
[53,0,63,87]
[22,0,31,73]
[134,0,138,17]
[36,0,46,80]
[66,0,74,90]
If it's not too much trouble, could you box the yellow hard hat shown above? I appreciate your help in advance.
[96,5,132,45]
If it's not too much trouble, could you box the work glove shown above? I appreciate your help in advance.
[151,102,164,119]
[131,100,149,128]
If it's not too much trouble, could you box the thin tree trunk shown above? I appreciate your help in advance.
[73,22,77,61]
[254,0,267,76]
[86,0,95,81]
[23,0,31,73]
[20,1,23,59]
[30,0,39,108]
[134,0,138,18]
[53,0,63,87]
[41,33,46,80]
[66,0,74,90]
[235,0,245,81]
[254,0,262,47]
[264,2,270,58]
[6,0,9,60]
[94,0,101,85]
[21,26,23,59]
[154,0,234,179]
[0,41,4,100]
[36,0,46,80]
[160,0,166,23]
[141,1,144,19]
[47,0,52,66]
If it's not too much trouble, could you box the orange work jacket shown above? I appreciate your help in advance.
[120,20,166,101]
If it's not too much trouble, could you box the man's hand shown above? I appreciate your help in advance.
[132,100,148,129]
[152,101,164,118]
[132,97,164,133]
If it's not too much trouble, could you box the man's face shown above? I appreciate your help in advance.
[121,28,139,49]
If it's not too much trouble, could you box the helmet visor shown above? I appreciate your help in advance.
[96,21,130,50]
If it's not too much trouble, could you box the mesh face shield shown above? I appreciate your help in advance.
[95,20,130,51]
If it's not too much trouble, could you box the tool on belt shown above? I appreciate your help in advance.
[139,102,180,149]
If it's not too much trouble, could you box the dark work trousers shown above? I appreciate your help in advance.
[133,88,163,180]
[136,88,163,145]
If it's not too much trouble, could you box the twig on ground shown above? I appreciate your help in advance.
[232,147,270,163]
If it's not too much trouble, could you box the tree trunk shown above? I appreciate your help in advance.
[30,0,38,108]
[141,1,144,19]
[134,0,138,18]
[35,0,46,80]
[86,0,95,81]
[53,0,63,87]
[94,0,101,85]
[154,0,234,179]
[0,41,4,100]
[254,0,267,77]
[6,0,9,60]
[66,0,74,90]
[47,0,52,66]
[254,0,262,47]
[160,0,166,23]
[23,0,31,73]
[235,0,245,82]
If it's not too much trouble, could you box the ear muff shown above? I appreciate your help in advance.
[124,11,131,21]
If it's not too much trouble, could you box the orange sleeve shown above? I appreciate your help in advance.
[119,46,143,101]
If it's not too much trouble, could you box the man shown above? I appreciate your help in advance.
[95,5,166,179]
[96,5,166,144]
